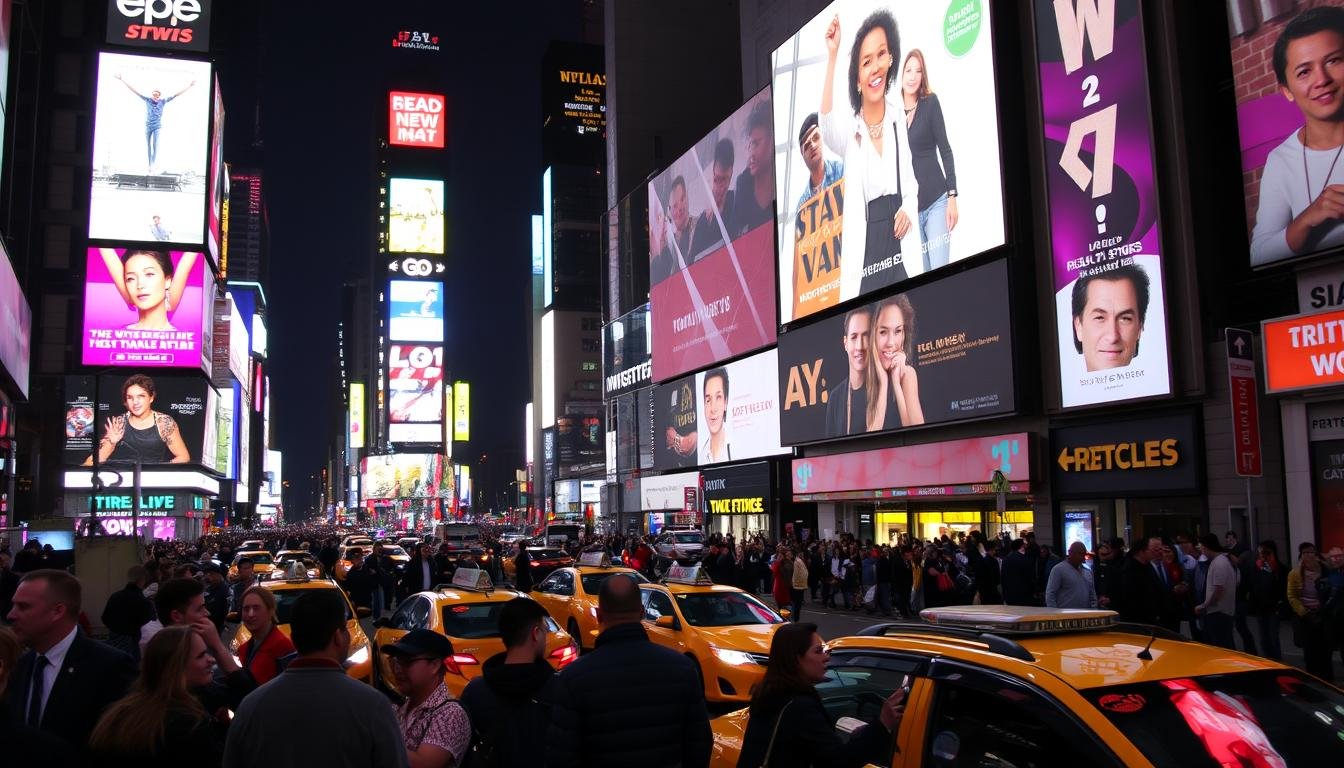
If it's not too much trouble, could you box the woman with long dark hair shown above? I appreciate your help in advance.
[900,49,958,272]
[736,623,903,767]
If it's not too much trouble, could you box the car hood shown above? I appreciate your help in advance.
[692,622,780,656]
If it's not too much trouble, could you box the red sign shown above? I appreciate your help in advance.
[1262,308,1344,393]
[1226,328,1262,477]
[792,433,1030,496]
[683,488,698,516]
[389,91,446,148]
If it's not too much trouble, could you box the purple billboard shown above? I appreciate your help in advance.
[81,247,211,371]
[1035,0,1171,408]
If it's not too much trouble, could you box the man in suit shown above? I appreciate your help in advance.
[1000,539,1037,606]
[400,542,438,599]
[4,569,136,753]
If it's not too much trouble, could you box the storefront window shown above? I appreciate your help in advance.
[874,511,908,546]
[986,510,1035,541]
[708,514,771,541]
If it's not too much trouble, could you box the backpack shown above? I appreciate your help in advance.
[462,717,505,768]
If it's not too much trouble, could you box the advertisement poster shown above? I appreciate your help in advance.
[82,247,210,370]
[89,52,210,245]
[1230,1,1344,267]
[0,239,31,398]
[387,279,444,341]
[655,348,784,470]
[362,453,453,500]
[388,90,446,148]
[556,407,604,477]
[776,259,1014,445]
[647,88,777,380]
[63,373,214,468]
[206,74,224,266]
[1312,439,1344,550]
[387,344,444,424]
[772,0,1006,324]
[389,177,445,254]
[1034,0,1171,408]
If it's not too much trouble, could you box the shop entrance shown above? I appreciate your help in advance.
[707,514,771,541]
[1129,497,1206,544]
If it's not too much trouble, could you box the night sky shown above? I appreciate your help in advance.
[244,1,582,514]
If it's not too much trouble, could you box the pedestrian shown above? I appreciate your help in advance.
[201,564,231,632]
[545,573,711,767]
[88,625,225,766]
[791,547,810,621]
[148,577,256,717]
[1287,542,1334,682]
[235,585,297,685]
[1044,542,1097,609]
[101,564,155,661]
[459,598,556,767]
[1116,537,1165,626]
[342,549,378,612]
[892,546,915,617]
[228,558,256,610]
[875,547,893,616]
[1000,539,1035,606]
[1194,533,1238,650]
[736,623,904,768]
[514,540,533,592]
[3,569,137,754]
[224,590,408,767]
[0,552,18,621]
[0,625,78,766]
[1249,540,1288,661]
[382,629,472,768]
[861,547,879,615]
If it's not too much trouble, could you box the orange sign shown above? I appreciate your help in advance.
[1263,309,1344,393]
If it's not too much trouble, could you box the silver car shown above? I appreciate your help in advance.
[653,530,704,571]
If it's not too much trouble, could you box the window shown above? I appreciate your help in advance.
[581,338,600,353]
[818,651,922,751]
[441,602,506,639]
[575,381,598,391]
[581,361,598,372]
[545,571,575,596]
[581,317,602,332]
[389,596,429,631]
[643,590,676,623]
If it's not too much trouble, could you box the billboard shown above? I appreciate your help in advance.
[1231,2,1344,267]
[648,88,777,380]
[772,0,1006,324]
[1263,307,1344,393]
[63,373,218,469]
[389,177,445,254]
[361,453,453,500]
[388,344,444,424]
[82,248,211,371]
[349,382,365,449]
[776,259,1014,445]
[206,74,224,266]
[791,432,1030,496]
[452,381,470,441]
[655,348,784,470]
[90,52,211,245]
[556,406,604,477]
[1034,0,1172,408]
[106,0,211,51]
[604,304,651,398]
[387,279,444,341]
[388,91,446,148]
[0,240,31,398]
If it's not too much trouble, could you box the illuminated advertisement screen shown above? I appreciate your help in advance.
[772,0,1006,324]
[647,88,776,381]
[389,177,445,254]
[388,90,446,148]
[90,52,211,245]
[63,373,218,470]
[388,344,444,424]
[452,381,469,441]
[655,348,784,471]
[82,247,210,371]
[1233,1,1344,267]
[387,279,444,342]
[362,453,453,500]
[206,73,224,266]
[0,239,31,398]
[776,260,1014,445]
[105,0,211,52]
[349,382,365,449]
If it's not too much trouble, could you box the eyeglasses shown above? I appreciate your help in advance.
[390,655,439,668]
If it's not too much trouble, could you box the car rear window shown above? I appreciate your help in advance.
[238,553,273,565]
[581,571,648,593]
[441,602,504,639]
[1081,670,1344,765]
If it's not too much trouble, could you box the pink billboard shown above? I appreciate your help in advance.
[82,247,209,370]
[792,432,1030,495]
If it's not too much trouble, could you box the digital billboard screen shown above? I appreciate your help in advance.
[64,373,219,470]
[776,259,1014,445]
[105,0,211,52]
[604,304,651,398]
[655,347,784,470]
[647,88,777,381]
[387,279,444,342]
[82,247,211,371]
[206,73,224,266]
[362,453,453,500]
[90,52,211,245]
[388,90,446,148]
[388,344,444,424]
[0,239,31,399]
[771,0,1006,324]
[389,177,445,254]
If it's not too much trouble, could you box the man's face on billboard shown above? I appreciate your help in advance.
[711,162,732,212]
[703,375,726,436]
[747,127,770,179]
[1073,277,1142,371]
[670,184,689,234]
[843,312,870,375]
[124,385,153,417]
[1280,29,1344,124]
[801,126,824,174]
[151,90,162,100]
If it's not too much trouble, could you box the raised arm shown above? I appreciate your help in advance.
[170,79,197,101]
[115,73,147,99]
[100,247,134,307]
[167,251,197,318]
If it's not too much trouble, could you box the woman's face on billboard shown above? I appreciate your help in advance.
[123,253,170,314]
[858,27,892,106]
[876,303,906,368]
[902,55,923,96]
[1281,29,1344,124]
[124,385,153,417]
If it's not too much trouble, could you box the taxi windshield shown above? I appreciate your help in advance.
[276,552,310,562]
[381,546,406,557]
[238,553,273,565]
[580,571,648,593]
[441,602,505,639]
[1082,670,1344,765]
[674,592,782,627]
[272,588,351,625]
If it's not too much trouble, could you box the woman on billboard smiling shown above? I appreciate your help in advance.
[82,374,191,466]
[869,294,924,430]
[97,248,198,331]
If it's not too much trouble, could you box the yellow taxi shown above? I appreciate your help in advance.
[227,575,374,682]
[227,551,276,583]
[372,568,579,698]
[274,550,322,578]
[708,605,1344,767]
[639,564,786,704]
[530,551,649,651]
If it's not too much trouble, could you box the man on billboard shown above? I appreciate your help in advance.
[149,215,171,241]
[689,139,736,259]
[1250,6,1344,266]
[796,112,844,213]
[1070,264,1150,372]
[114,72,196,174]
[699,368,731,464]
[82,374,190,465]
[651,176,694,285]
[729,99,775,238]
[825,306,874,436]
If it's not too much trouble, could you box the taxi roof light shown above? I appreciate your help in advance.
[437,568,494,594]
[919,606,1118,634]
[577,550,612,568]
[662,563,714,586]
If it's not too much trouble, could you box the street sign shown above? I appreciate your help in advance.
[1226,328,1262,477]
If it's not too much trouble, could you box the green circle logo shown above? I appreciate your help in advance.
[944,0,983,57]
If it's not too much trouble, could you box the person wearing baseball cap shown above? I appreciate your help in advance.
[382,629,471,768]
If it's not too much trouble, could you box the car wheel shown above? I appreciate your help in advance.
[687,654,706,696]
[568,618,583,652]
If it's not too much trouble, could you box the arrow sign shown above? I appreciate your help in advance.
[1225,327,1262,477]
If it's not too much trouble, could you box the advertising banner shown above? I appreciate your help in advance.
[106,0,211,51]
[206,74,224,266]
[82,248,210,371]
[63,373,217,469]
[90,52,210,245]
[1311,439,1344,550]
[1034,0,1172,408]
[1050,412,1200,497]
[452,381,470,441]
[604,304,652,398]
[647,88,776,380]
[389,177,445,254]
[776,259,1013,445]
[349,382,365,449]
[772,0,1006,324]
[655,348,785,470]
[388,91,446,148]
[387,279,444,342]
[791,432,1029,496]
[0,240,31,398]
[361,453,453,500]
[1225,328,1262,477]
[702,461,772,516]
[556,406,604,478]
[388,344,444,424]
[1262,307,1344,392]
[641,471,700,511]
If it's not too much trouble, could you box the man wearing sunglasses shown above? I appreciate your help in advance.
[383,629,472,768]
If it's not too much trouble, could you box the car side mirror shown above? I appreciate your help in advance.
[225,611,240,623]
[654,615,677,629]
[356,606,372,618]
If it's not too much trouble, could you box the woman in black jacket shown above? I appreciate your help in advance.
[736,622,904,767]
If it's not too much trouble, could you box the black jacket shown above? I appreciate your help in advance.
[0,702,78,768]
[460,654,556,768]
[343,563,378,606]
[1001,550,1036,606]
[545,622,711,768]
[102,582,155,638]
[91,708,224,768]
[1116,555,1165,625]
[401,555,437,595]
[736,690,893,768]
[203,581,230,631]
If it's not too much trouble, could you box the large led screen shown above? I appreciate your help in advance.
[1234,1,1344,267]
[63,373,219,469]
[0,240,31,399]
[647,88,777,381]
[387,279,444,342]
[772,0,1006,324]
[776,259,1014,445]
[1033,0,1172,408]
[206,73,224,266]
[362,453,453,499]
[389,177,445,254]
[90,52,210,245]
[388,343,444,424]
[655,347,785,470]
[82,247,210,370]
[388,90,446,148]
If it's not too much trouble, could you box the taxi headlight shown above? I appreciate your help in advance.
[346,643,370,666]
[711,647,756,666]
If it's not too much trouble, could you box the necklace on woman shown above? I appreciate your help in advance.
[1302,136,1344,203]
[865,120,883,140]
